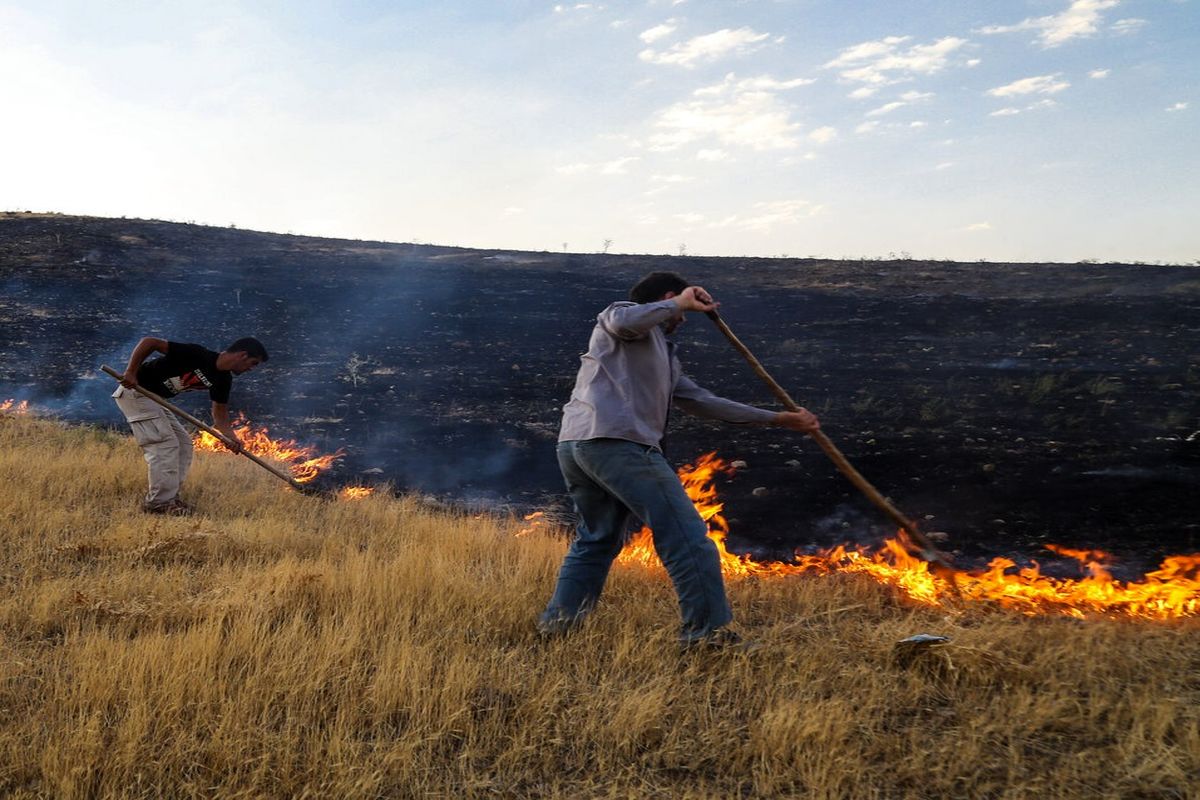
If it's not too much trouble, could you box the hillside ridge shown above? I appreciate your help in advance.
[2,212,1198,571]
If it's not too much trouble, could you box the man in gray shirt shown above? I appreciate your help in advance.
[539,271,820,647]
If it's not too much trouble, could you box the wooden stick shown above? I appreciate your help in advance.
[704,312,958,576]
[100,364,310,493]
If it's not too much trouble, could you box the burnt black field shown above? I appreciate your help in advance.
[2,212,1198,574]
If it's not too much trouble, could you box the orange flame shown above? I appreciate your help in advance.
[517,510,547,537]
[194,414,344,483]
[616,452,1200,620]
[337,486,375,501]
[0,399,31,415]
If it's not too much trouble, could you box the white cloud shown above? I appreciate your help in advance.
[644,173,693,196]
[866,101,906,117]
[696,148,730,161]
[640,27,771,68]
[935,161,955,170]
[910,120,927,128]
[1026,98,1059,111]
[966,58,982,67]
[600,156,640,174]
[650,96,799,150]
[987,74,1070,97]
[1167,102,1189,112]
[730,75,816,92]
[1111,18,1147,35]
[556,162,593,175]
[976,0,1121,48]
[848,86,877,100]
[639,21,678,44]
[712,199,822,232]
[502,206,524,217]
[1089,68,1110,79]
[988,95,1056,117]
[966,222,993,231]
[808,126,837,143]
[648,73,810,151]
[855,120,879,134]
[555,157,642,176]
[862,90,932,118]
[990,96,1062,117]
[825,35,969,88]
[826,36,910,68]
[674,212,705,224]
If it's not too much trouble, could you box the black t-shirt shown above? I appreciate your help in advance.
[136,342,232,404]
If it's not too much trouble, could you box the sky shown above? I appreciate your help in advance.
[0,0,1196,262]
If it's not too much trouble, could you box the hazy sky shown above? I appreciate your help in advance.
[1,1,1196,262]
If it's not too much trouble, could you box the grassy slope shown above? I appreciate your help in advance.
[1,415,1197,799]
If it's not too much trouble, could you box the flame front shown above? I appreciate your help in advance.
[337,486,375,501]
[194,414,344,483]
[616,452,1200,620]
[0,399,31,415]
[517,511,547,537]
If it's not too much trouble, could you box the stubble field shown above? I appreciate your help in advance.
[1,414,1198,799]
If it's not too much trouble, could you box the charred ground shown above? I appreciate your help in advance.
[2,212,1198,573]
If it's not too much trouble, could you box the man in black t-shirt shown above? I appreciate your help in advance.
[113,336,269,515]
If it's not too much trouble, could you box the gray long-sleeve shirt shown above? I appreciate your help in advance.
[558,299,778,448]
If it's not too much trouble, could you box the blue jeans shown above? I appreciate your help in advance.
[541,438,733,641]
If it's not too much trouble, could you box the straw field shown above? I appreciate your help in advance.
[1,415,1197,799]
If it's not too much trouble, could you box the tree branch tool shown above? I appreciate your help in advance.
[704,312,961,587]
[100,364,312,494]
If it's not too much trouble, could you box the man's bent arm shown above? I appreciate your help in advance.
[121,337,168,387]
[673,374,780,425]
[598,300,680,340]
[674,375,821,431]
[211,402,243,452]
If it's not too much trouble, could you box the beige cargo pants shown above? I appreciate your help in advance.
[112,386,194,507]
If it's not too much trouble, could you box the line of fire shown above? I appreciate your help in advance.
[6,399,1197,619]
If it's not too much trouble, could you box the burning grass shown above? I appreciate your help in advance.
[621,454,1200,620]
[1,415,1198,799]
[0,398,30,415]
[193,413,343,482]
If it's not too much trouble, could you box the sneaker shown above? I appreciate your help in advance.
[535,610,584,639]
[681,627,762,654]
[141,499,193,517]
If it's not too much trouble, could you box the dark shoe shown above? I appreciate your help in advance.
[681,627,762,654]
[141,499,193,517]
[536,610,583,639]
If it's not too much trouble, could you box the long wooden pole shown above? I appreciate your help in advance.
[704,312,958,576]
[100,365,310,493]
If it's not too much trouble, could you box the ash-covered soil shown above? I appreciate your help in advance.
[2,212,1198,574]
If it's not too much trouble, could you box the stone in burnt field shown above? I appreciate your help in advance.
[2,212,1198,572]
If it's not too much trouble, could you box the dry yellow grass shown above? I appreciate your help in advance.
[1,414,1198,799]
